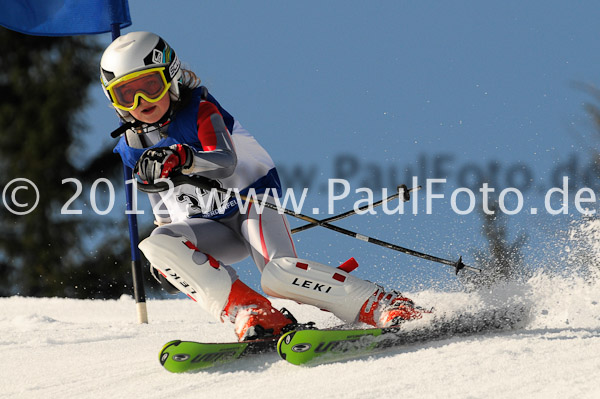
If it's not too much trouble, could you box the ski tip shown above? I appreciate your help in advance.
[159,340,182,365]
[161,340,182,351]
[277,331,297,361]
[277,330,321,366]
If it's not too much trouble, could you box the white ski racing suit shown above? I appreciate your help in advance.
[115,87,381,325]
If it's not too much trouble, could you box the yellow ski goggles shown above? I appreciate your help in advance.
[105,67,171,111]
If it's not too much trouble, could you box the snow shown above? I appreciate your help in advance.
[2,265,600,399]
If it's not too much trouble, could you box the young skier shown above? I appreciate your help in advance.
[101,31,424,341]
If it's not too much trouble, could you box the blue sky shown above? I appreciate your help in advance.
[85,1,600,292]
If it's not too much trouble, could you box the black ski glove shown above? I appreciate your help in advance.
[135,144,193,184]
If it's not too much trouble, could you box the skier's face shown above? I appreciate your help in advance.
[129,94,171,124]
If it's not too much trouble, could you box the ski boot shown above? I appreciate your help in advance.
[223,279,297,341]
[358,288,426,328]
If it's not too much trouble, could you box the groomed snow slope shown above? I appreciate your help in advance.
[2,269,600,399]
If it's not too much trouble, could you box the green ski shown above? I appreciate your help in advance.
[277,328,392,366]
[159,338,278,373]
[277,305,527,366]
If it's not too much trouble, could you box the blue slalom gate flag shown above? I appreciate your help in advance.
[0,0,131,36]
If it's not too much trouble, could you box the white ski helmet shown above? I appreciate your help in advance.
[100,31,182,122]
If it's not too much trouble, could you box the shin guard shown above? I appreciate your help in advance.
[139,234,234,320]
[261,257,377,323]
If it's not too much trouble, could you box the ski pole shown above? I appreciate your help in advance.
[137,175,480,274]
[291,184,420,234]
[111,25,148,324]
